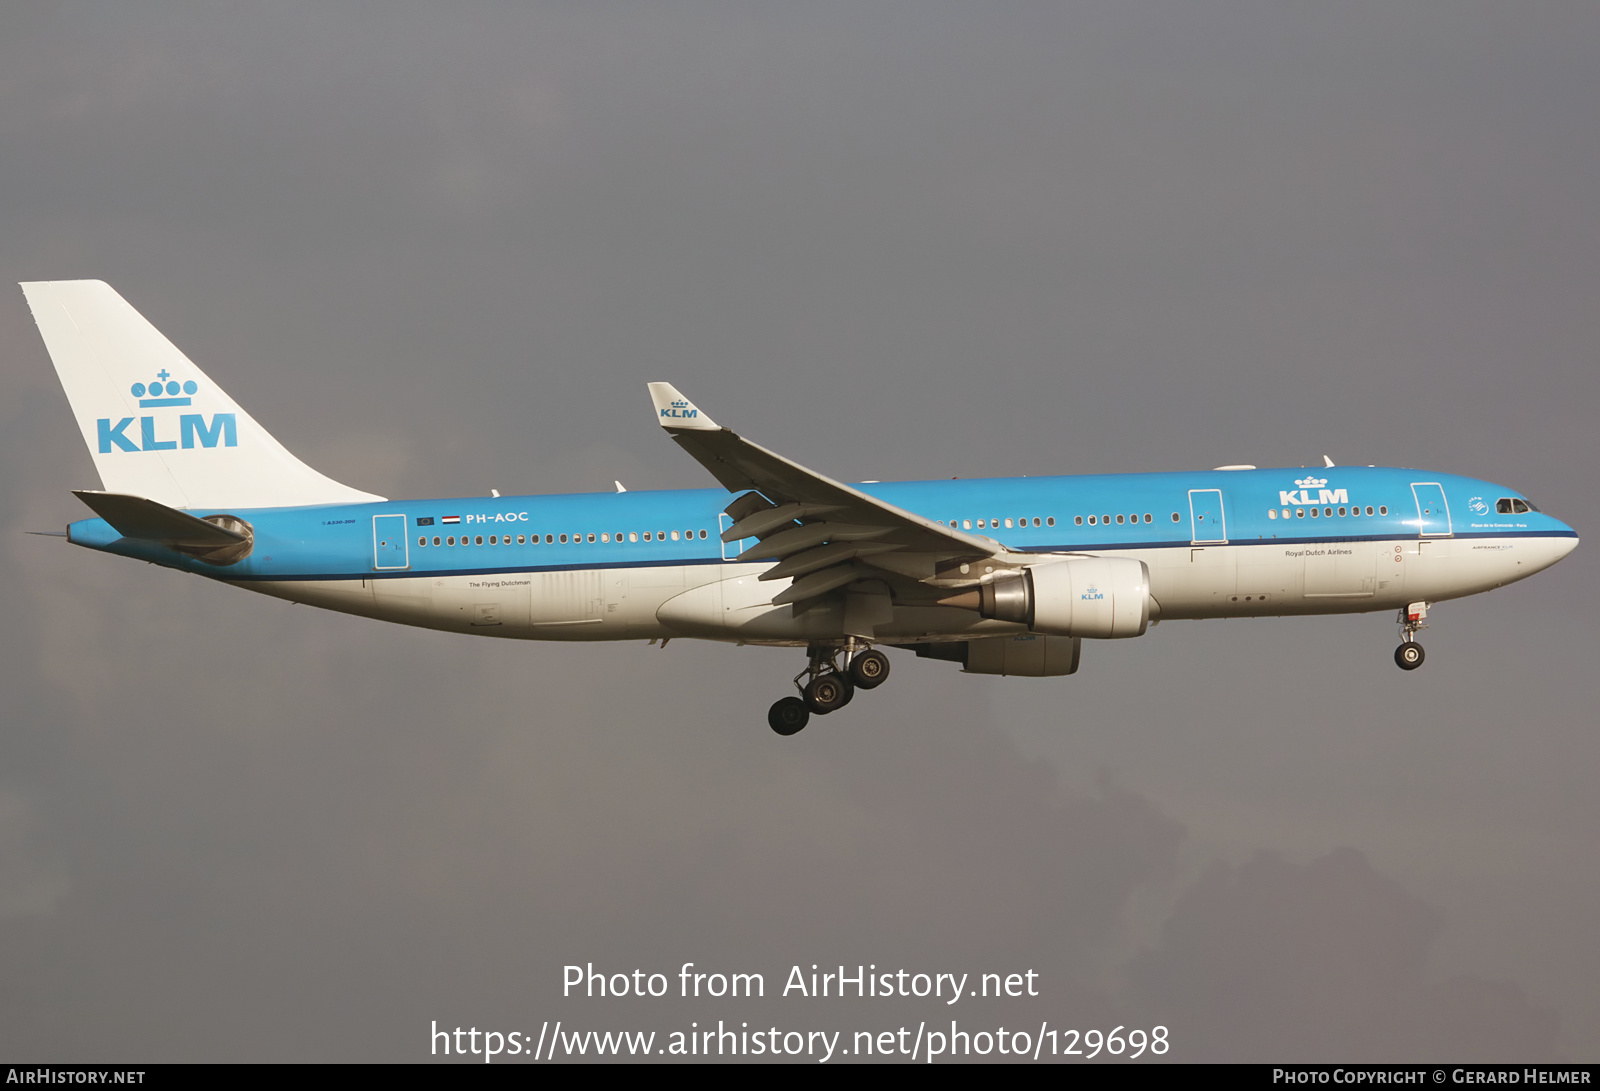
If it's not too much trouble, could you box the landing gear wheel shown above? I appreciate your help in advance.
[1395,642,1426,671]
[803,672,853,714]
[768,696,810,735]
[848,649,891,690]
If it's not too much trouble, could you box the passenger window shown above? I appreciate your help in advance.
[587,533,596,543]
[700,529,708,539]
[963,520,972,529]
[1075,516,1083,526]
[1338,507,1346,517]
[489,536,497,545]
[977,519,986,528]
[1171,513,1180,522]
[1116,514,1125,524]
[447,536,456,546]
[518,535,526,545]
[417,537,426,546]
[1046,517,1055,527]
[600,533,609,543]
[1089,515,1097,525]
[1033,517,1042,527]
[1144,514,1152,523]
[670,530,680,541]
[1379,506,1388,515]
[643,532,652,541]
[1310,508,1319,518]
[1268,509,1277,519]
[1296,510,1304,518]
[433,537,441,546]
[1004,518,1014,529]
[558,534,567,543]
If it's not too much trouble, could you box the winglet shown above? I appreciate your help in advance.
[647,382,719,431]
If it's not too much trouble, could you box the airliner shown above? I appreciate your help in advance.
[24,281,1579,735]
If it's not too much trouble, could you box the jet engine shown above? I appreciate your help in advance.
[964,556,1151,639]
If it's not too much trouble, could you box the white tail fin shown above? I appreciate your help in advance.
[22,280,383,510]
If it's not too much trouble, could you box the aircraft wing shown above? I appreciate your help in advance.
[647,383,1009,605]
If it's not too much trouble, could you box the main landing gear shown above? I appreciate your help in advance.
[766,640,892,736]
[1394,601,1428,671]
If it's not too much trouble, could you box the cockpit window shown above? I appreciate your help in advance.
[1497,497,1534,514]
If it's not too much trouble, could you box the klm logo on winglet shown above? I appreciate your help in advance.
[96,372,237,452]
[660,399,699,420]
[1279,476,1349,506]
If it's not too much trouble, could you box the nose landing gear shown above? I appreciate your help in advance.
[765,640,892,735]
[1394,602,1428,671]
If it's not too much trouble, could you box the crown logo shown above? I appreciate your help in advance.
[132,369,198,407]
[1295,476,1328,489]
[671,400,689,409]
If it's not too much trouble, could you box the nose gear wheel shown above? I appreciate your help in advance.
[1393,602,1429,672]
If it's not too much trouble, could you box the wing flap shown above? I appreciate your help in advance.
[722,501,841,543]
[769,562,872,606]
[735,522,891,563]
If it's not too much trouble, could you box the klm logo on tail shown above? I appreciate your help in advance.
[96,373,237,453]
[660,399,699,421]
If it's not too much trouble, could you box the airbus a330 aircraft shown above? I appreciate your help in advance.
[25,281,1579,735]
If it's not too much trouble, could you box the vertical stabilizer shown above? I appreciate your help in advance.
[22,280,384,510]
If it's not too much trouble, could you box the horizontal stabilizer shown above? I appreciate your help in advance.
[73,490,248,550]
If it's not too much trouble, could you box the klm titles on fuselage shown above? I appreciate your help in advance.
[1278,476,1349,507]
[97,374,238,453]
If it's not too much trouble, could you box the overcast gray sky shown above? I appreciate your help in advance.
[3,1,1597,1062]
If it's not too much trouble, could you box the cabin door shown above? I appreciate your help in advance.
[372,514,409,570]
[1188,489,1228,544]
[1410,483,1453,537]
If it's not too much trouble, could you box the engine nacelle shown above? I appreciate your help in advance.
[979,557,1150,638]
[909,635,1082,677]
